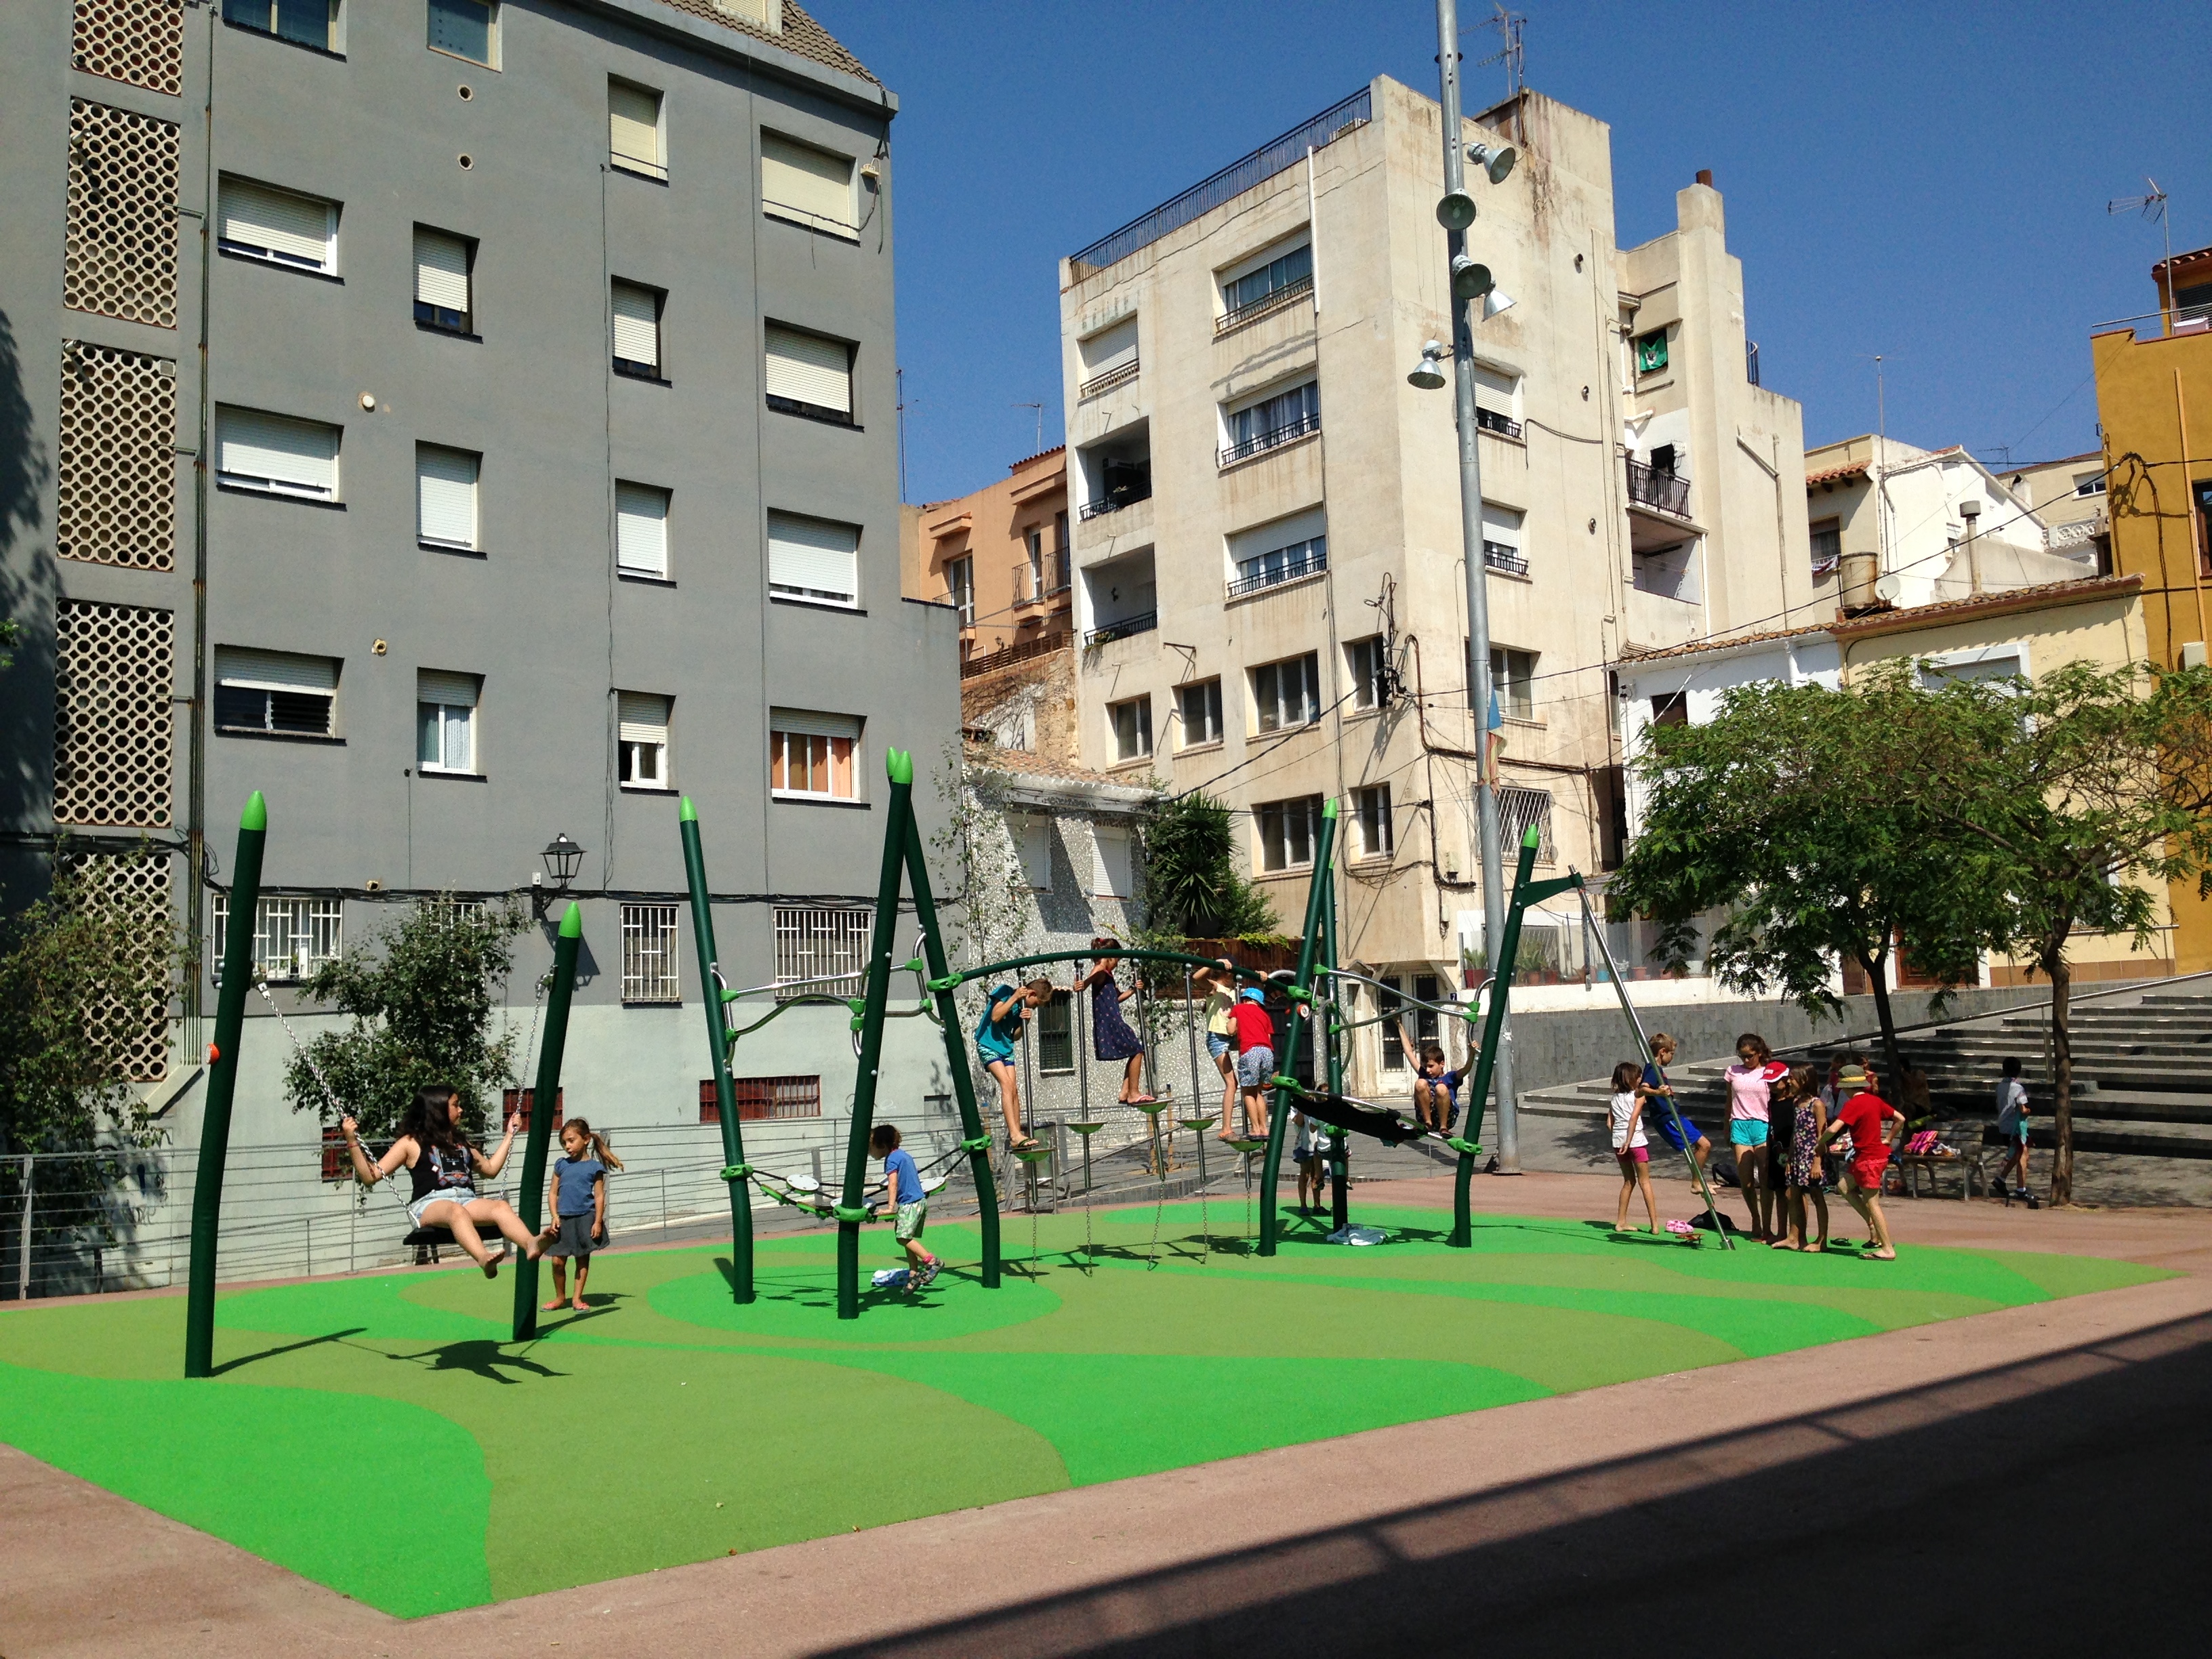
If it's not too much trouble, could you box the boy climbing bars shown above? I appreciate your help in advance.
[872,1123,939,1290]
[1395,1021,1464,1134]
[975,977,1053,1153]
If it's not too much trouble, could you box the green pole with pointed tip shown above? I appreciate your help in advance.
[1258,798,1336,1256]
[1450,823,1542,1247]
[838,750,916,1318]
[678,798,753,1303]
[184,792,266,1378]
[512,902,583,1340]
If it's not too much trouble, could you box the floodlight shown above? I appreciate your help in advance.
[1406,340,1448,390]
[1482,287,1517,320]
[1467,142,1518,185]
[1451,255,1494,300]
[1435,190,1477,230]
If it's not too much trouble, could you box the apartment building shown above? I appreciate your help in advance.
[1057,77,1814,1088]
[2002,450,2112,568]
[901,446,1071,675]
[0,3,957,1215]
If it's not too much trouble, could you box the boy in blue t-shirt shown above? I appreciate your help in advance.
[870,1122,939,1290]
[974,978,1053,1153]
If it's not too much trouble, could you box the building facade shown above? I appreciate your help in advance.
[1054,77,1814,1090]
[2001,449,2111,569]
[1,0,960,1282]
[901,446,1071,678]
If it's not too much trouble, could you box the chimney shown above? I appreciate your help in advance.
[1695,168,1713,186]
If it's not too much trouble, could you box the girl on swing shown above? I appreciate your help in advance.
[341,1083,546,1278]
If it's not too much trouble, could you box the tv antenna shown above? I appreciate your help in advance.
[2108,178,2174,312]
[1013,401,1044,455]
[1476,5,1525,103]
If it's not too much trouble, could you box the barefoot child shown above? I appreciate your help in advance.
[871,1123,939,1291]
[541,1119,621,1311]
[1638,1033,1712,1185]
[1195,960,1241,1129]
[1771,1069,1827,1251]
[1724,1033,1788,1240]
[975,978,1054,1152]
[342,1084,544,1279]
[1609,1061,1659,1232]
[1073,939,1156,1105]
[1822,1064,1902,1260]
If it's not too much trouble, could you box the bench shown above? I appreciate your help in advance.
[1888,1128,1990,1200]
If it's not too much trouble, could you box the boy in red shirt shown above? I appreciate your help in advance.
[1820,1063,1902,1260]
[1224,988,1276,1143]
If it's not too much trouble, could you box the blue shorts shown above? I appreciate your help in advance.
[1652,1111,1704,1151]
[1729,1118,1769,1149]
[1206,1033,1232,1060]
[977,1044,1015,1072]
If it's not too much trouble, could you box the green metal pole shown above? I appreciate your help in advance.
[679,799,753,1303]
[902,810,1001,1287]
[184,791,266,1378]
[1450,823,1541,1247]
[1259,798,1337,1256]
[1323,852,1349,1234]
[512,902,583,1341]
[838,750,916,1318]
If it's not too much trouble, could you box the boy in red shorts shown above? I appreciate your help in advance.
[1821,1063,1902,1260]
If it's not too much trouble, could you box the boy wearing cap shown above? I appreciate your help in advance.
[1224,987,1276,1144]
[1822,1064,1902,1260]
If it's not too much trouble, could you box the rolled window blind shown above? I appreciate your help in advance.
[414,228,470,313]
[216,647,337,693]
[612,282,659,368]
[615,483,669,575]
[1481,501,1523,548]
[769,708,861,741]
[608,81,663,173]
[761,133,855,230]
[766,511,858,603]
[1081,317,1137,375]
[417,669,478,708]
[617,691,670,745]
[415,445,478,546]
[764,325,851,413]
[216,407,338,496]
[219,178,334,270]
[1473,364,1518,418]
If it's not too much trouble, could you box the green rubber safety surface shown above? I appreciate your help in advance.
[0,1203,2166,1617]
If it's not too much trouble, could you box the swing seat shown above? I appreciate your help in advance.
[403,1225,455,1256]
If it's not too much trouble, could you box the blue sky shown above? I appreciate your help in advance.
[818,0,2205,505]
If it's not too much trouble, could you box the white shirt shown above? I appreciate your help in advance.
[1610,1090,1648,1151]
[1995,1076,2028,1128]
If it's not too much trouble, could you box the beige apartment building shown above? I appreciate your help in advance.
[2002,450,2112,569]
[1057,76,1816,1086]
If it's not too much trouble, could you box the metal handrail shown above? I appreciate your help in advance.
[1085,611,1157,648]
[1625,458,1692,517]
[1475,406,1522,441]
[1219,409,1321,468]
[1079,487,1151,521]
[1216,274,1313,334]
[1483,542,1528,577]
[1227,548,1327,598]
[1078,360,1140,399]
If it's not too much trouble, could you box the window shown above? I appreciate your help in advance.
[611,280,663,377]
[1019,816,1052,889]
[761,131,857,235]
[1496,784,1555,863]
[1482,501,1526,575]
[773,905,870,998]
[720,1076,823,1122]
[1489,647,1536,720]
[1178,678,1223,747]
[415,444,480,550]
[1252,652,1320,734]
[428,0,495,66]
[1223,379,1320,465]
[1346,636,1389,711]
[1378,976,1405,1073]
[1256,794,1324,873]
[1025,529,1045,599]
[415,669,478,774]
[615,482,670,577]
[1227,506,1327,597]
[209,893,343,985]
[413,226,472,332]
[213,647,336,737]
[617,690,671,788]
[945,556,974,626]
[1036,990,1073,1072]
[608,79,663,178]
[770,708,859,800]
[1635,328,1668,375]
[215,407,338,500]
[1095,823,1134,898]
[1351,785,1393,859]
[1078,316,1140,394]
[1411,973,1442,1046]
[503,1088,562,1132]
[767,510,859,607]
[1810,515,1841,578]
[1221,239,1313,323]
[1650,692,1688,729]
[619,903,680,1002]
[223,1,340,53]
[1109,695,1152,763]
[2072,472,2108,499]
[216,178,335,273]
[764,324,855,423]
[1473,362,1521,438]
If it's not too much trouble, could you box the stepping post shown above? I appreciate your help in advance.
[678,799,756,1302]
[512,903,583,1340]
[1258,799,1336,1256]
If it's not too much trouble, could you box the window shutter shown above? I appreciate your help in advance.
[417,668,478,708]
[764,325,852,413]
[761,133,855,230]
[769,708,861,741]
[608,81,662,173]
[216,647,337,693]
[767,511,859,603]
[611,283,659,369]
[413,228,470,312]
[616,483,669,576]
[1094,825,1132,899]
[617,691,670,745]
[1481,501,1523,549]
[219,179,333,269]
[216,408,337,495]
[1021,818,1052,889]
[1082,317,1137,375]
[415,445,478,547]
[1473,363,1517,419]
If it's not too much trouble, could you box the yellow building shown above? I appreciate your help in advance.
[2091,242,2212,970]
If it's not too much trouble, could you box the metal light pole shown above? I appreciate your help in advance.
[1433,0,1518,1170]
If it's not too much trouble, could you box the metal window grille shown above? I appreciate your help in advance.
[620,903,680,1002]
[210,894,343,985]
[66,97,180,328]
[58,340,177,571]
[773,906,871,999]
[1377,977,1406,1073]
[1036,989,1073,1073]
[424,898,488,924]
[73,0,186,96]
[734,1076,822,1120]
[1496,785,1555,865]
[501,1088,563,1131]
[62,848,174,1082]
[55,600,173,827]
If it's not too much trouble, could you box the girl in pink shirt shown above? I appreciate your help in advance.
[1724,1033,1788,1240]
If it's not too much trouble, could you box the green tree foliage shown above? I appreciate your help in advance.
[285,899,529,1143]
[1136,791,1279,943]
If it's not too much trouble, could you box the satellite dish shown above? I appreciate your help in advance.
[1451,255,1494,300]
[1435,190,1477,230]
[1874,574,1904,603]
[1467,142,1518,185]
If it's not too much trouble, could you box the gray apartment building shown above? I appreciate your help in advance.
[1,0,960,1284]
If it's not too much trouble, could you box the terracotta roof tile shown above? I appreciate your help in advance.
[653,1,878,85]
[1805,460,1869,487]
[962,739,1156,794]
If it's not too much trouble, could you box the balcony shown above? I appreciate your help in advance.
[1086,611,1156,648]
[1219,408,1322,468]
[1626,458,1692,518]
[1011,550,1073,608]
[1080,486,1150,523]
[1216,274,1313,335]
[1483,541,1528,577]
[1078,359,1140,400]
[1475,406,1523,441]
[1227,544,1326,599]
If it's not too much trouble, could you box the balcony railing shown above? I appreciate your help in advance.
[1218,409,1322,468]
[1483,541,1528,577]
[961,631,1069,680]
[1010,552,1072,607]
[1079,486,1151,522]
[1216,274,1314,335]
[1475,406,1523,441]
[1227,546,1327,598]
[1625,458,1692,518]
[1078,359,1140,399]
[1085,611,1156,648]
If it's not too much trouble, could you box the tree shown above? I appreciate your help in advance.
[1888,659,2212,1204]
[1136,791,1279,943]
[285,899,529,1143]
[1607,677,1982,1088]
